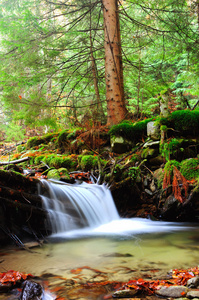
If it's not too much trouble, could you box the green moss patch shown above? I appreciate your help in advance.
[180,158,199,180]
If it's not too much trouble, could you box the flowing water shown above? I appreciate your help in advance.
[0,180,198,299]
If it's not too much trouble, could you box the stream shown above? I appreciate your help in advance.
[0,223,198,299]
[0,180,198,299]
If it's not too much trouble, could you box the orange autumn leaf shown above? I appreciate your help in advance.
[0,270,33,285]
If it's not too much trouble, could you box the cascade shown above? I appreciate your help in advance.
[39,179,119,234]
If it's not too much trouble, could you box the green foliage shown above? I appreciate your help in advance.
[160,138,183,161]
[4,123,25,142]
[129,153,141,164]
[180,158,199,180]
[128,166,140,182]
[109,118,153,141]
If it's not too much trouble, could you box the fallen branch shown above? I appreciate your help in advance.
[0,157,30,166]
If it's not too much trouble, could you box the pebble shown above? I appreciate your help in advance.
[113,289,138,298]
[155,285,188,298]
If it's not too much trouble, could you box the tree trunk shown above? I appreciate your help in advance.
[89,4,105,123]
[102,0,128,125]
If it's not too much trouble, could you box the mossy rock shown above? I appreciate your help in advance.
[61,156,78,171]
[111,135,134,153]
[26,137,46,149]
[79,155,99,171]
[58,168,70,180]
[160,138,184,161]
[180,158,199,180]
[47,168,70,180]
[47,169,60,180]
[109,118,153,142]
[158,110,199,138]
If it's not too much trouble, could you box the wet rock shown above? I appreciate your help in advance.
[187,290,199,298]
[155,285,188,298]
[20,280,43,300]
[187,277,199,288]
[102,252,133,257]
[161,195,181,219]
[113,288,138,298]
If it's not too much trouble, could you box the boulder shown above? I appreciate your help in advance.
[147,121,160,140]
[111,136,134,154]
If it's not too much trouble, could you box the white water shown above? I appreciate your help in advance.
[40,180,119,234]
[39,180,189,238]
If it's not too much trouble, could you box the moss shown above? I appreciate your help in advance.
[180,158,199,180]
[34,155,45,165]
[26,136,46,149]
[16,145,26,153]
[47,169,60,180]
[141,148,156,159]
[61,156,78,171]
[129,153,141,164]
[109,118,153,142]
[160,138,184,161]
[164,160,181,173]
[57,130,69,149]
[160,125,168,132]
[169,110,199,135]
[79,155,99,171]
[58,168,70,180]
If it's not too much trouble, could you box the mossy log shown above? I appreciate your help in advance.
[0,169,39,193]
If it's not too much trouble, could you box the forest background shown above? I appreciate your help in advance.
[0,0,199,141]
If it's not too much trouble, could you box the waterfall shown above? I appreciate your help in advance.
[39,180,119,234]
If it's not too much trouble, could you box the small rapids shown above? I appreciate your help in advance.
[39,179,119,234]
[39,179,189,239]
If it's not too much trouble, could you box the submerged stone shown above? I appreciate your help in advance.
[113,288,138,298]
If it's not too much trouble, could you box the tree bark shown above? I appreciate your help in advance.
[89,4,104,123]
[102,0,128,125]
